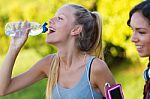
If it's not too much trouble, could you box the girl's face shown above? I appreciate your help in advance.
[130,12,150,57]
[46,5,76,45]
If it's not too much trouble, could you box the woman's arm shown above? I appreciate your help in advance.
[0,22,51,96]
[0,51,52,96]
[91,58,115,96]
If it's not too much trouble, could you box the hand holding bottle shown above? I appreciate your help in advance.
[9,21,31,50]
[5,21,48,50]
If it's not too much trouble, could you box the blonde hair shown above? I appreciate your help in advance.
[46,54,59,99]
[46,4,103,99]
[88,11,103,60]
[70,4,103,59]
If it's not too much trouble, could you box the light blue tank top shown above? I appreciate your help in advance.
[52,56,103,99]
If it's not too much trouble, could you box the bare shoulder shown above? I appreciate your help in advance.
[90,57,115,96]
[35,54,55,77]
[91,58,108,72]
[91,57,114,80]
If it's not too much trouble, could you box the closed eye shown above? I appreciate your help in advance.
[139,31,146,34]
[57,17,63,21]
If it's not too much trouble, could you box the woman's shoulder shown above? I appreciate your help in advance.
[91,57,114,82]
[41,53,56,62]
[90,56,113,79]
[91,57,108,72]
[37,53,57,77]
[90,56,115,96]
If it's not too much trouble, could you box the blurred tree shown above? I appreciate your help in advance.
[0,0,143,65]
[97,0,142,66]
[0,0,95,57]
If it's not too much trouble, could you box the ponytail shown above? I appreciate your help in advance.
[89,12,103,60]
[70,4,104,59]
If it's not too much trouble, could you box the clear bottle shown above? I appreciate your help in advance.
[5,22,48,36]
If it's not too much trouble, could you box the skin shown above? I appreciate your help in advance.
[0,5,115,97]
[130,12,150,57]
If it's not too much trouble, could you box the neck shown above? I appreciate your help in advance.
[55,38,87,69]
[57,48,86,70]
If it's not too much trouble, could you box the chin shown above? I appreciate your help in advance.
[45,39,51,44]
[45,39,56,45]
[45,39,49,43]
[139,53,149,57]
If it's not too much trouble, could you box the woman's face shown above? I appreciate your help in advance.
[130,12,150,57]
[46,5,76,44]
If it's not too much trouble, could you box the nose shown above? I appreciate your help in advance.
[49,17,56,25]
[131,31,139,43]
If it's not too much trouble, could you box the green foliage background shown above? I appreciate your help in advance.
[0,0,148,99]
[0,0,143,64]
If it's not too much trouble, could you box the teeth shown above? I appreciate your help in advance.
[49,27,53,30]
[49,27,56,33]
[50,30,55,32]
[136,45,143,49]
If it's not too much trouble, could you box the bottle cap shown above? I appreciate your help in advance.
[42,22,48,33]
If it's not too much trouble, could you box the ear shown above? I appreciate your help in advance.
[71,25,82,36]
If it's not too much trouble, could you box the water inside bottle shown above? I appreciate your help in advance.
[5,22,45,36]
[5,28,20,36]
[29,28,43,36]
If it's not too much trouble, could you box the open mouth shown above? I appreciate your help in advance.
[136,45,143,49]
[49,27,56,33]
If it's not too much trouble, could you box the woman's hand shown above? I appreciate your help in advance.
[10,21,31,50]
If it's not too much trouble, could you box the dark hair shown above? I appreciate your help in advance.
[127,1,150,99]
[127,0,150,26]
[69,4,103,59]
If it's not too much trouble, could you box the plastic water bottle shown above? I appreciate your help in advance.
[5,22,48,36]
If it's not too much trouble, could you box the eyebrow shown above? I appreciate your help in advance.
[55,12,66,17]
[136,28,147,30]
[130,26,147,30]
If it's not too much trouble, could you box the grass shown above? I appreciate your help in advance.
[0,49,146,99]
[111,62,145,99]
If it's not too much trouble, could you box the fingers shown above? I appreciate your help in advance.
[18,21,22,36]
[18,21,22,29]
[13,21,22,37]
[10,21,31,47]
[23,21,31,36]
[14,21,31,37]
[25,27,31,37]
[10,21,31,38]
[13,23,19,37]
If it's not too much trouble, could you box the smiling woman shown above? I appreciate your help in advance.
[129,12,150,57]
[46,4,116,99]
[127,0,150,99]
[0,4,115,99]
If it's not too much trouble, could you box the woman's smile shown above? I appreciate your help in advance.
[48,26,56,34]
